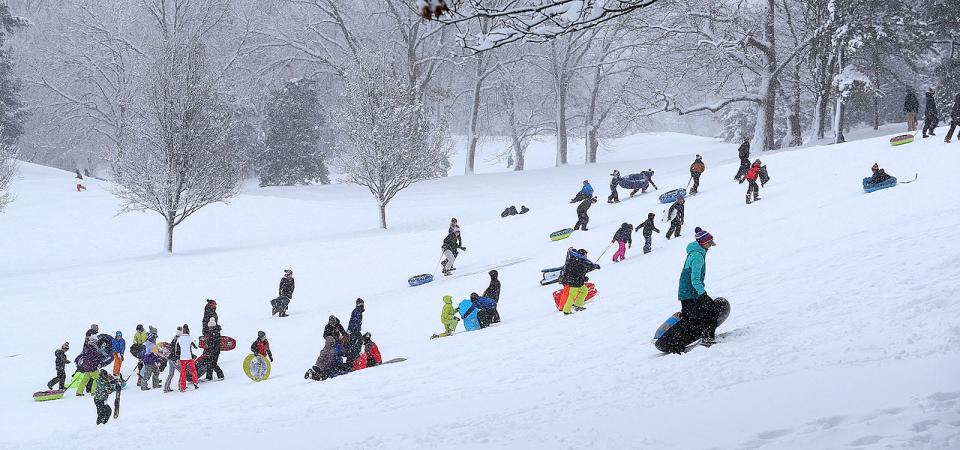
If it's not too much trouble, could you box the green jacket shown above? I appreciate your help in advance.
[678,241,707,300]
[133,330,147,345]
[441,296,458,327]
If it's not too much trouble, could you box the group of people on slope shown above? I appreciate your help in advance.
[734,141,770,205]
[432,270,502,338]
[306,298,381,381]
[905,88,960,143]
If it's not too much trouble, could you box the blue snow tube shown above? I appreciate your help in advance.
[408,274,434,287]
[659,188,687,204]
[617,173,648,190]
[457,300,481,331]
[863,177,897,193]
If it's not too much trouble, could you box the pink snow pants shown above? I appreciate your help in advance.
[612,241,627,262]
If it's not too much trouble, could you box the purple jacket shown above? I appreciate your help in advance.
[77,343,100,372]
[142,333,160,365]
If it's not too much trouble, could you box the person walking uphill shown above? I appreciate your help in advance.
[272,269,295,317]
[905,88,920,132]
[608,171,621,203]
[945,93,960,143]
[93,369,119,425]
[441,219,466,276]
[572,195,598,231]
[111,331,125,376]
[202,299,218,336]
[690,155,705,195]
[636,213,661,254]
[735,141,750,181]
[743,159,763,204]
[176,325,199,392]
[571,180,594,203]
[47,343,70,390]
[665,197,685,240]
[611,223,633,262]
[660,228,719,354]
[923,88,939,138]
[558,248,600,315]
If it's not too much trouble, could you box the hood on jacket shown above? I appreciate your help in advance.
[115,331,122,338]
[687,240,708,256]
[443,295,453,304]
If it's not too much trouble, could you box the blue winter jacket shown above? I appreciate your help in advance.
[474,296,497,309]
[458,300,481,331]
[580,183,594,198]
[111,334,126,355]
[678,241,707,300]
[348,306,363,334]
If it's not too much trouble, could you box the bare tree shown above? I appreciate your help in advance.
[0,137,15,212]
[493,62,551,171]
[112,35,241,253]
[335,56,450,229]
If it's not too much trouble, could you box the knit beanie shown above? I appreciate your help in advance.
[695,227,715,246]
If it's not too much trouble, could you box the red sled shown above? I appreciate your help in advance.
[199,335,237,351]
[552,283,598,311]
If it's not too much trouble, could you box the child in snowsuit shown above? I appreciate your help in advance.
[93,369,118,425]
[665,197,685,240]
[558,248,600,315]
[608,171,621,203]
[431,295,460,339]
[251,331,274,363]
[690,156,705,195]
[636,213,661,254]
[868,163,893,184]
[743,160,762,204]
[572,196,597,231]
[111,331,125,376]
[352,333,383,371]
[611,223,633,262]
[47,343,70,390]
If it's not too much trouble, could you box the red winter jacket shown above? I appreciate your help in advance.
[351,343,383,371]
[368,343,382,365]
[745,164,761,181]
[352,352,368,371]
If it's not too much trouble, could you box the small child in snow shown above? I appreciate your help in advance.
[611,223,633,262]
[635,213,661,254]
[93,369,119,425]
[250,331,274,362]
[47,342,70,391]
[431,295,460,339]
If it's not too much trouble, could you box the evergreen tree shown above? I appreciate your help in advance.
[0,4,28,144]
[258,79,330,187]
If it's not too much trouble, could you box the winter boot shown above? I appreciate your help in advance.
[753,192,761,201]
[746,194,752,205]
[519,205,529,214]
[573,306,586,312]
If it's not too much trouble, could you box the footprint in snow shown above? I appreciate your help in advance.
[848,435,884,446]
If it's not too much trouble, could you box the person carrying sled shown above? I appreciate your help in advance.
[111,331,125,377]
[572,195,597,231]
[558,248,600,315]
[637,169,658,195]
[734,141,751,181]
[923,88,939,138]
[139,332,162,391]
[905,88,920,132]
[305,336,337,381]
[743,159,762,204]
[635,213,661,254]
[93,369,119,425]
[75,335,100,396]
[163,327,182,393]
[431,295,460,339]
[201,299,218,336]
[441,223,466,276]
[665,197,685,240]
[611,222,633,262]
[608,170,621,203]
[47,342,71,391]
[571,180,594,203]
[945,93,960,143]
[200,318,224,381]
[176,325,199,392]
[483,270,502,323]
[272,269,295,317]
[690,155,705,195]
[661,228,720,353]
[251,331,274,364]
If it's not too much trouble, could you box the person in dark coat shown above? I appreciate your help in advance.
[922,88,939,138]
[346,298,365,363]
[665,197,685,240]
[462,293,499,328]
[945,93,960,143]
[905,88,920,131]
[202,299,218,336]
[93,369,119,425]
[558,248,600,314]
[869,163,893,184]
[637,169,658,195]
[572,196,597,231]
[272,269,295,317]
[483,270,501,323]
[250,331,274,362]
[735,141,751,181]
[611,222,633,262]
[635,213,661,254]
[305,336,337,381]
[200,318,224,381]
[441,222,466,276]
[607,170,621,203]
[47,343,71,390]
[323,315,348,345]
[689,155,705,195]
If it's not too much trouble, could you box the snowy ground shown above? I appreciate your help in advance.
[1,129,959,449]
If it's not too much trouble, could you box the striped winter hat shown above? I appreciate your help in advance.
[695,227,715,246]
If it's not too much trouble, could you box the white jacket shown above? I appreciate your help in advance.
[176,334,195,361]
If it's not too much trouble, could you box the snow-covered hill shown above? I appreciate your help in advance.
[1,131,958,449]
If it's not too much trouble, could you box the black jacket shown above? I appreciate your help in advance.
[952,94,960,123]
[323,319,347,341]
[668,202,685,223]
[483,278,501,302]
[54,349,69,369]
[870,169,892,184]
[205,326,222,359]
[168,333,181,361]
[904,92,919,113]
[609,175,620,190]
[279,277,295,299]
[636,217,661,235]
[442,231,464,254]
[576,197,597,214]
[612,224,633,244]
[202,301,218,336]
[737,142,750,161]
[558,249,599,288]
[925,93,938,120]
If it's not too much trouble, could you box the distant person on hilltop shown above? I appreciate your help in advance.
[735,141,750,182]
[689,155,705,195]
[946,93,960,143]
[922,88,939,138]
[904,88,920,132]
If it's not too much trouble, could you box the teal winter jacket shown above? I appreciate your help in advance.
[678,241,707,300]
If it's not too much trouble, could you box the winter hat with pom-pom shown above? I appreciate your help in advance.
[695,227,715,246]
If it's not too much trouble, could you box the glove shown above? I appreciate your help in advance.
[460,247,467,251]
[269,357,274,362]
[455,317,461,322]
[698,292,712,302]
[595,264,601,270]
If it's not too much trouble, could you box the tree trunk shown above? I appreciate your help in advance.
[585,68,601,163]
[555,79,568,166]
[379,203,387,229]
[165,215,175,253]
[873,94,880,130]
[787,61,803,147]
[464,57,484,175]
[587,126,600,163]
[754,0,778,151]
[834,47,846,144]
[512,135,525,171]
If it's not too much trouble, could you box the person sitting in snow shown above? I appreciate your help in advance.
[431,295,460,339]
[611,222,633,262]
[869,163,893,184]
[305,336,337,381]
[47,342,70,391]
[354,333,382,370]
[324,315,348,346]
[571,180,594,203]
[250,331,274,363]
[558,248,600,315]
[608,170,621,203]
[635,213,661,254]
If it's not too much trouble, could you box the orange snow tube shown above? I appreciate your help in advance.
[552,283,597,311]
